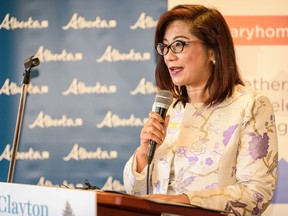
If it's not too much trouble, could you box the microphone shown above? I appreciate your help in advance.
[23,55,40,85]
[24,55,40,70]
[147,90,173,165]
[84,179,101,190]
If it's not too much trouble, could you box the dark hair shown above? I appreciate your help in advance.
[154,4,244,107]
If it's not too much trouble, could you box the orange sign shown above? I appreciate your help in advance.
[225,16,288,45]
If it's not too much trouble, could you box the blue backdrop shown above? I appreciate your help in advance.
[0,0,167,191]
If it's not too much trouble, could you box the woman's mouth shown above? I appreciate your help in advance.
[169,67,183,76]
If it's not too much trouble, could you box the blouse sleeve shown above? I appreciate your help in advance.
[123,149,149,195]
[185,94,278,215]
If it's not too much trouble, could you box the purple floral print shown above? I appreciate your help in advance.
[205,157,213,165]
[177,146,187,157]
[248,133,269,160]
[205,182,218,189]
[154,180,161,193]
[188,156,198,164]
[223,124,239,146]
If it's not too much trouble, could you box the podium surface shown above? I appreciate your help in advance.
[0,183,224,215]
[97,191,224,216]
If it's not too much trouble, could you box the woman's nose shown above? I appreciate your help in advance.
[164,49,178,61]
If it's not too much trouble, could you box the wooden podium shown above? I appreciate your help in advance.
[0,182,224,215]
[97,191,224,216]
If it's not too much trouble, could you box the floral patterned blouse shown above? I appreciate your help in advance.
[123,85,278,215]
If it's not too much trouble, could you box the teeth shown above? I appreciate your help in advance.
[171,67,180,71]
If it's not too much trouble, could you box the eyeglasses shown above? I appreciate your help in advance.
[156,40,201,56]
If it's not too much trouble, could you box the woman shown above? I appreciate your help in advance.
[123,4,278,215]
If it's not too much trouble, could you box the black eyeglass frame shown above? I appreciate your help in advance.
[155,40,201,56]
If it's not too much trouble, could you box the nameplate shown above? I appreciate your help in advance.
[0,182,96,215]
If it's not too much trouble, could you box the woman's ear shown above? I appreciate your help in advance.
[208,49,215,62]
[208,49,216,65]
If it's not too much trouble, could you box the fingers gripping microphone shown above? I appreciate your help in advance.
[147,90,173,165]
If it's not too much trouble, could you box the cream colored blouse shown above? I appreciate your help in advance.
[123,85,278,215]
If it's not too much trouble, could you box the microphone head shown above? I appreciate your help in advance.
[154,90,173,109]
[24,55,40,70]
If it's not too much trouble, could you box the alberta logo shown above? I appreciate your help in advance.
[62,201,75,216]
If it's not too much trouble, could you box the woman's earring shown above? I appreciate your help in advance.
[212,60,216,65]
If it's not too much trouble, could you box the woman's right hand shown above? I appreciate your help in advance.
[135,112,170,172]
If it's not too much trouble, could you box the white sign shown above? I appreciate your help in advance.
[0,182,96,216]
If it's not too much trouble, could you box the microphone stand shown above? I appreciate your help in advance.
[7,56,40,183]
